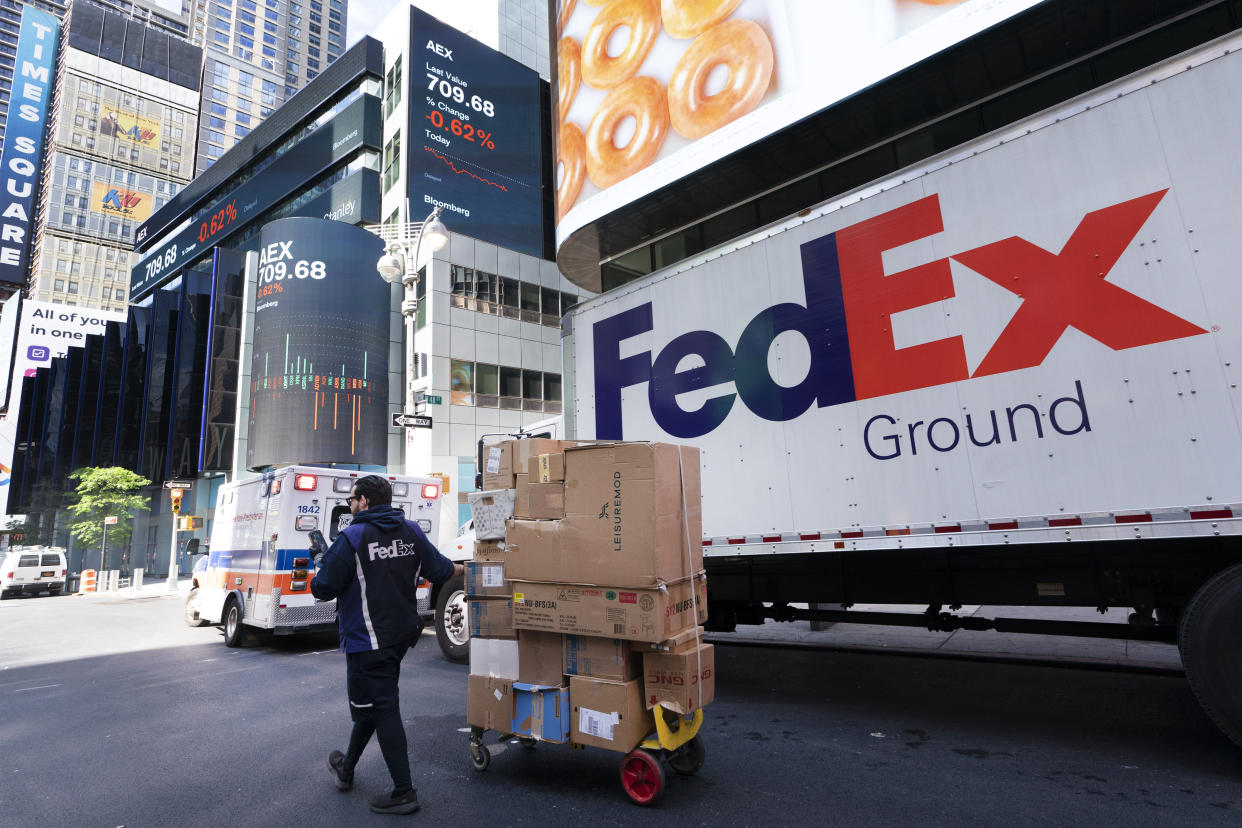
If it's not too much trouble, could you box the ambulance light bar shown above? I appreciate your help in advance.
[294,474,318,491]
[291,557,311,568]
[421,483,439,500]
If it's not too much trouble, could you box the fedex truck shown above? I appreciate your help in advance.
[561,36,1242,747]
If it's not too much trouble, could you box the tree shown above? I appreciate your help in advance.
[65,467,152,557]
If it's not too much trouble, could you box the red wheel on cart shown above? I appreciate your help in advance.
[619,749,665,805]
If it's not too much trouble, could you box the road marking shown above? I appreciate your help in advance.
[135,664,262,690]
[15,684,62,692]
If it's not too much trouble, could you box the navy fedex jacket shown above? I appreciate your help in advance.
[310,504,455,653]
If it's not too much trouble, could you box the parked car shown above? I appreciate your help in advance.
[1,547,68,598]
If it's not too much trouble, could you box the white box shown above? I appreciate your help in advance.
[469,636,519,680]
[467,488,516,540]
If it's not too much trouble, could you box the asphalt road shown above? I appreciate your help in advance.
[1,591,1240,826]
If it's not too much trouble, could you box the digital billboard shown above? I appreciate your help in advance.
[246,218,389,469]
[408,5,544,257]
[554,0,1048,243]
[0,6,60,286]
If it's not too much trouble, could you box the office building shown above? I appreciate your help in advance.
[23,0,201,312]
[185,0,348,173]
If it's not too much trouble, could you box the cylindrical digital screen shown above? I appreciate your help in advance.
[247,218,388,469]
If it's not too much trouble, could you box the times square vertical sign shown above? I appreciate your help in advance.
[0,6,59,287]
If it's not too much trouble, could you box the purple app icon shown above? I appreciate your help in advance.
[27,345,50,362]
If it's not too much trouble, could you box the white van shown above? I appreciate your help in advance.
[1,547,67,598]
[186,466,452,647]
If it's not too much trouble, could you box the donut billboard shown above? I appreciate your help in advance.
[554,0,1049,241]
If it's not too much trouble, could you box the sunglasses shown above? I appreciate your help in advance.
[347,494,361,502]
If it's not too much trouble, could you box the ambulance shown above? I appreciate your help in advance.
[185,466,448,648]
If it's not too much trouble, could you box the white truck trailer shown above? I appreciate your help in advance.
[560,35,1242,747]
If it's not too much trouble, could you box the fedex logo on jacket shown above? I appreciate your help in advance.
[592,190,1207,439]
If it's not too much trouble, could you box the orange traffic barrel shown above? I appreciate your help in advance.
[79,569,97,593]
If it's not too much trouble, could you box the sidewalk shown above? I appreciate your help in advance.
[74,581,1184,673]
[707,604,1184,673]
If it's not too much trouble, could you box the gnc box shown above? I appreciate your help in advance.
[468,598,515,639]
[474,540,505,562]
[517,629,564,685]
[469,637,518,679]
[564,634,639,681]
[643,643,715,714]
[569,676,654,752]
[527,482,564,519]
[511,574,708,643]
[466,489,514,540]
[465,561,509,597]
[481,442,516,490]
[513,474,530,519]
[505,443,703,587]
[528,452,565,483]
[467,674,515,730]
[512,683,569,743]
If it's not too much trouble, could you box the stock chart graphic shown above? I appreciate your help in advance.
[246,218,388,469]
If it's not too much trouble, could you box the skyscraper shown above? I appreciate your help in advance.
[23,0,201,311]
[0,0,188,154]
[183,0,347,174]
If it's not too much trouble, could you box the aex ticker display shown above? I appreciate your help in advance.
[409,5,544,257]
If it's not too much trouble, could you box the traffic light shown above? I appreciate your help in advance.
[169,489,183,514]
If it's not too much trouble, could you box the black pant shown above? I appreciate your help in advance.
[343,644,411,793]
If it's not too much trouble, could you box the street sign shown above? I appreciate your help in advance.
[416,393,442,405]
[392,413,433,429]
[104,516,118,525]
[163,480,193,490]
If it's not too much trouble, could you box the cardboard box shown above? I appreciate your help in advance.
[527,482,565,519]
[639,626,706,653]
[469,598,515,639]
[467,674,515,730]
[469,637,518,679]
[569,676,654,752]
[513,439,577,478]
[465,561,509,597]
[467,489,514,540]
[517,629,564,685]
[564,634,639,681]
[528,452,565,483]
[643,643,715,714]
[512,683,569,743]
[512,474,530,519]
[481,441,516,490]
[473,539,506,562]
[512,574,708,644]
[507,443,704,587]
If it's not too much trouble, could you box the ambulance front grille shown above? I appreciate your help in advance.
[417,592,431,615]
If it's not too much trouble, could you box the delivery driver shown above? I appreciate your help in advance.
[311,474,464,815]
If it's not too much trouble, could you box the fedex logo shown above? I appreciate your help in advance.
[593,190,1207,439]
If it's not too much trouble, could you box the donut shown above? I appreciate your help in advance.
[660,0,741,39]
[667,19,773,140]
[558,37,581,121]
[557,0,577,37]
[580,0,660,90]
[585,76,669,189]
[557,122,587,220]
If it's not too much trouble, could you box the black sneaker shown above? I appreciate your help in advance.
[369,789,420,815]
[327,750,353,791]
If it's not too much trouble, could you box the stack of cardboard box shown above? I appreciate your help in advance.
[466,439,716,753]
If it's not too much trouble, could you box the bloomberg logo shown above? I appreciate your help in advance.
[593,190,1207,440]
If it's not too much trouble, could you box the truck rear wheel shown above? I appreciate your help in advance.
[1178,562,1242,748]
[223,597,246,647]
[435,575,470,663]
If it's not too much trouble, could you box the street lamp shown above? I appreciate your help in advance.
[374,206,449,470]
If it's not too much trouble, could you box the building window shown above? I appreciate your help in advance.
[54,279,65,292]
[67,281,79,294]
[383,133,400,192]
